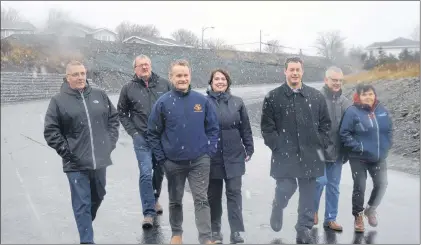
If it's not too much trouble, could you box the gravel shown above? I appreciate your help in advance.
[246,78,420,175]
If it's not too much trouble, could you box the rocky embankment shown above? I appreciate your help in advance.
[1,34,330,91]
[247,77,420,175]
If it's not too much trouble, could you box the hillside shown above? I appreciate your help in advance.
[1,34,330,90]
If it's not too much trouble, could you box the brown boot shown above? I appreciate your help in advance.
[170,235,182,244]
[364,206,378,227]
[324,221,343,231]
[314,213,319,225]
[354,213,365,233]
[155,201,163,215]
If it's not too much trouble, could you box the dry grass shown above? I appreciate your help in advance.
[344,62,420,83]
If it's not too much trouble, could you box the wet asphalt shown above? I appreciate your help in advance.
[1,83,419,244]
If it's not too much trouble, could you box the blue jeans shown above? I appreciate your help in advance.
[133,134,156,217]
[66,168,106,244]
[314,161,342,224]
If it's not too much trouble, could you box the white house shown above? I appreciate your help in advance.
[1,21,36,39]
[365,37,420,58]
[45,21,117,42]
[122,35,193,48]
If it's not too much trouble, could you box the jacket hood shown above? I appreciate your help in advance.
[352,92,378,111]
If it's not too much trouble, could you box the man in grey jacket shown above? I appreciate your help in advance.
[313,66,352,231]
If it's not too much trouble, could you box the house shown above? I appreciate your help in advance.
[1,20,37,39]
[365,37,420,58]
[122,35,193,48]
[45,21,117,42]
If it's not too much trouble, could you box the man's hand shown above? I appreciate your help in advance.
[245,155,251,162]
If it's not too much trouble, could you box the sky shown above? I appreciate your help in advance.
[1,1,420,55]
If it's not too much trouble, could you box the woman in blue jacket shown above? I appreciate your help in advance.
[206,69,254,244]
[339,83,393,233]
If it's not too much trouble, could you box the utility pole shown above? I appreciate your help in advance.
[259,29,262,52]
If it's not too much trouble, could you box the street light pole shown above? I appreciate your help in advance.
[201,26,215,49]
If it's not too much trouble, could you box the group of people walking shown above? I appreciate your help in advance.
[43,55,393,244]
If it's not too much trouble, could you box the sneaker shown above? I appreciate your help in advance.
[155,201,163,215]
[142,216,154,229]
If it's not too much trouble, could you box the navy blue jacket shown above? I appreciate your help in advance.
[339,101,393,163]
[146,86,220,163]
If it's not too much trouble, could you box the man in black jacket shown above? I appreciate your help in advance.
[261,57,331,244]
[44,61,120,244]
[117,55,171,228]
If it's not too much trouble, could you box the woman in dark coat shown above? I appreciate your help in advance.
[206,69,254,244]
[339,83,392,233]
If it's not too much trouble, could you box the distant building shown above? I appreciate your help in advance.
[365,37,420,58]
[1,20,37,39]
[122,35,193,48]
[45,21,117,42]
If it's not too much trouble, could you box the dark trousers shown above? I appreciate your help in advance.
[66,168,106,244]
[349,159,388,216]
[163,155,212,244]
[274,177,316,233]
[152,155,164,200]
[208,177,244,233]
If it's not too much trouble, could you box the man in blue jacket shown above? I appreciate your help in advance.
[147,59,219,244]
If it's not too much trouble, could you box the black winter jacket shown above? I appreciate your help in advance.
[206,89,254,179]
[261,83,331,178]
[44,80,120,172]
[117,72,171,137]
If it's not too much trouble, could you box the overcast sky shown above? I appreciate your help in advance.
[2,1,420,55]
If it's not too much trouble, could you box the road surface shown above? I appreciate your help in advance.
[1,83,419,244]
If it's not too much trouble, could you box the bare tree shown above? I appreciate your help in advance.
[171,28,200,47]
[263,39,283,54]
[46,8,72,29]
[115,21,160,42]
[1,6,22,22]
[205,38,236,50]
[314,30,346,61]
[411,24,420,41]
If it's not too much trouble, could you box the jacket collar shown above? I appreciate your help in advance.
[61,78,92,98]
[322,85,343,99]
[172,84,192,97]
[282,82,309,98]
[132,72,159,88]
[206,87,231,102]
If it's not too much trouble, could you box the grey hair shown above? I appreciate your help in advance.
[133,54,151,68]
[325,66,343,78]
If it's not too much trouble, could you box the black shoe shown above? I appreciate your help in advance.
[296,229,315,244]
[142,216,154,229]
[211,232,223,244]
[270,201,283,232]
[230,232,244,244]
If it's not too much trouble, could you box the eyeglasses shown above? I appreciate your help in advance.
[67,72,86,77]
[328,77,344,83]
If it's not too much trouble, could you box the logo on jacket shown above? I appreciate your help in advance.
[93,100,99,104]
[194,104,203,112]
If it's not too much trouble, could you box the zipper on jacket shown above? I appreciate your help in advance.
[80,91,97,169]
[373,112,380,161]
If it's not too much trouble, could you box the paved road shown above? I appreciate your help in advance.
[1,83,419,244]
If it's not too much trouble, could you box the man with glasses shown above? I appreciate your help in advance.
[117,55,171,228]
[313,66,352,231]
[44,60,120,244]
